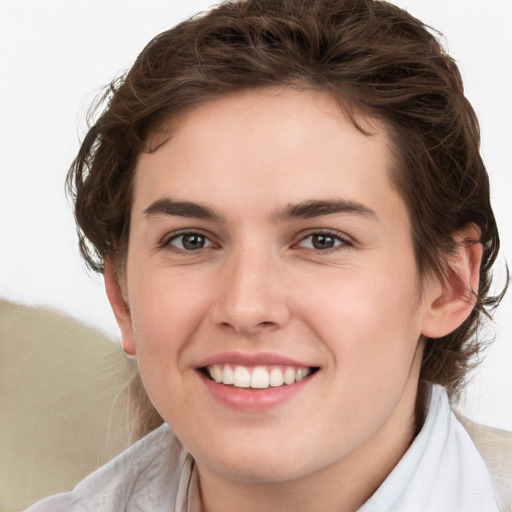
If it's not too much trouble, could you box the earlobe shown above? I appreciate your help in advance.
[104,258,137,356]
[421,224,483,339]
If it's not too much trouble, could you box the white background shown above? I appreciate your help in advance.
[1,0,511,429]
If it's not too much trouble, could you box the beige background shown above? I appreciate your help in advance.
[0,300,135,511]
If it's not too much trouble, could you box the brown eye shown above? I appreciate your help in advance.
[169,233,212,251]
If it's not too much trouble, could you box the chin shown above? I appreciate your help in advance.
[191,434,330,484]
[204,455,310,484]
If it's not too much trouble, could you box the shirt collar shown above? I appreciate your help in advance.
[358,385,499,511]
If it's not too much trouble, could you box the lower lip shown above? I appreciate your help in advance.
[199,371,315,412]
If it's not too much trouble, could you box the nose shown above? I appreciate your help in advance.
[211,248,292,335]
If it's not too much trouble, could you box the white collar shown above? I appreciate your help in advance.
[359,385,499,511]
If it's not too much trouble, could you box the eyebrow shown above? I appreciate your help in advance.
[272,199,377,222]
[142,198,377,223]
[143,199,225,222]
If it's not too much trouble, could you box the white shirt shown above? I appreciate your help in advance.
[24,385,500,512]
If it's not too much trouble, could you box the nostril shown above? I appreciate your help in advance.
[253,321,280,332]
[219,321,236,331]
[217,320,277,333]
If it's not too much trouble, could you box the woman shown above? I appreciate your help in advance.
[25,0,507,510]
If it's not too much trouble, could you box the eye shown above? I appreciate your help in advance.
[297,232,349,250]
[167,232,213,251]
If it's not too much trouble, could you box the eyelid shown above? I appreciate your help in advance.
[294,229,354,250]
[161,229,217,251]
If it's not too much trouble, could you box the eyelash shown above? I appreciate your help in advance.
[161,229,352,253]
[163,231,214,252]
[295,230,353,252]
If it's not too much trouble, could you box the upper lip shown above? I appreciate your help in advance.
[196,351,318,369]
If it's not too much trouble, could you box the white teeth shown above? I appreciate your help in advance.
[233,365,251,388]
[206,364,313,389]
[269,368,284,387]
[296,368,311,382]
[251,366,270,389]
[283,367,296,385]
[223,364,234,385]
[213,365,223,383]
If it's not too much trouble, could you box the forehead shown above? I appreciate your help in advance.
[133,88,404,224]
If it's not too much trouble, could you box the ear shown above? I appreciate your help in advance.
[104,258,137,356]
[421,224,483,339]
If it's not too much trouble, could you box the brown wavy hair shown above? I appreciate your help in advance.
[68,0,505,436]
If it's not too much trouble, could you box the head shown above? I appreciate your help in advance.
[70,0,500,401]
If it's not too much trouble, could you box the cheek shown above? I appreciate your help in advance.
[126,269,206,362]
[297,268,424,436]
[300,265,422,372]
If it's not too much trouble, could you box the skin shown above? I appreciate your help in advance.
[106,88,482,512]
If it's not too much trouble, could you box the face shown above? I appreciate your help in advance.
[111,89,442,486]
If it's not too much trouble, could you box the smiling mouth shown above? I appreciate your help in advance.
[201,364,319,389]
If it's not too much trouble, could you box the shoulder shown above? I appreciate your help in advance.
[23,424,185,512]
[456,413,512,511]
